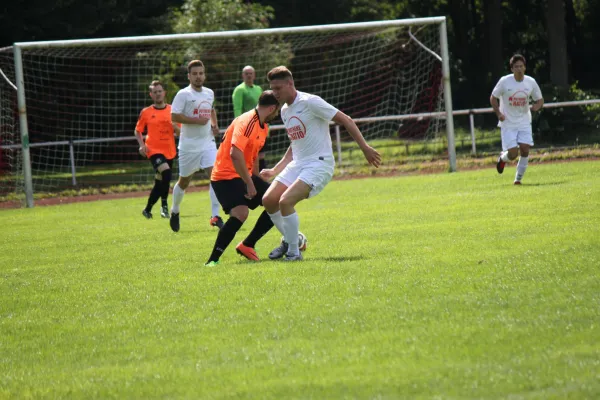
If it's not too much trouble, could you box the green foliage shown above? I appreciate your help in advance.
[149,0,291,108]
[169,0,274,33]
[349,0,407,21]
[536,82,600,145]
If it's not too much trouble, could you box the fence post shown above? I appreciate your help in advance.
[69,141,77,186]
[335,125,342,166]
[469,111,476,154]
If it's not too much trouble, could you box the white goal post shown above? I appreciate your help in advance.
[1,17,455,207]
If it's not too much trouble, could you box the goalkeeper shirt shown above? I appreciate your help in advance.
[232,83,263,117]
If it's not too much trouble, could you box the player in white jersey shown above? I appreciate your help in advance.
[169,59,223,232]
[490,54,544,184]
[260,66,381,261]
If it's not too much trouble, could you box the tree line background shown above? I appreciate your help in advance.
[1,0,599,134]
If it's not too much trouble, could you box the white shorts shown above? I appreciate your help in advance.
[501,127,534,151]
[178,146,217,178]
[275,157,335,198]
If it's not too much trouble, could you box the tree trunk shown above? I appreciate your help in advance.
[447,0,469,65]
[564,0,581,84]
[545,0,569,87]
[484,0,503,80]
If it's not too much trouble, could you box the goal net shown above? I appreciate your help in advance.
[0,18,452,205]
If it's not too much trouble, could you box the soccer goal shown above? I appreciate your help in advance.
[0,17,455,207]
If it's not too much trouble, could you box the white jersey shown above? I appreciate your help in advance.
[491,74,543,129]
[171,85,215,151]
[281,91,339,162]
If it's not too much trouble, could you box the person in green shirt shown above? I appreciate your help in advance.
[233,66,263,117]
[232,66,267,169]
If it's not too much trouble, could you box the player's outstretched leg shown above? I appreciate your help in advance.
[208,184,223,229]
[282,212,301,259]
[267,210,288,259]
[514,155,529,184]
[236,210,274,261]
[210,216,224,229]
[205,217,244,265]
[143,178,162,219]
[160,168,172,218]
[496,151,509,174]
[170,181,185,232]
[169,212,180,232]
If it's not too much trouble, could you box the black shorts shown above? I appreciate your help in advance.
[211,175,270,215]
[149,154,174,172]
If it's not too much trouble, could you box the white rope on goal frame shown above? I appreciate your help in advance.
[0,67,17,91]
[408,27,442,62]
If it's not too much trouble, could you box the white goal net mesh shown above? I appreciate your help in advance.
[0,21,446,202]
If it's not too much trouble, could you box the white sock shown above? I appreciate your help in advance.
[515,156,529,182]
[500,151,510,162]
[268,210,286,236]
[171,183,185,214]
[282,212,300,256]
[209,183,221,217]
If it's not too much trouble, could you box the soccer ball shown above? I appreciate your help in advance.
[281,231,307,251]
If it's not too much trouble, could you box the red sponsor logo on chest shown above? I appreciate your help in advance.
[286,116,306,140]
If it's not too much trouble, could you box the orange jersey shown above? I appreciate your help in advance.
[211,109,268,181]
[135,104,177,159]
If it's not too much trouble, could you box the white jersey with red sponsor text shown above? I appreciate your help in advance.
[171,85,215,150]
[280,91,339,162]
[491,74,543,130]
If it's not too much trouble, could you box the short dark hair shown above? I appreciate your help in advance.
[267,66,293,81]
[187,59,205,72]
[510,54,526,68]
[149,80,163,91]
[258,90,278,107]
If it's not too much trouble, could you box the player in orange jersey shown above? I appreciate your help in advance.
[135,80,180,219]
[204,91,281,266]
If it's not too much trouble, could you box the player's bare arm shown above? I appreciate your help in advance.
[210,108,220,136]
[332,111,381,168]
[252,157,260,176]
[231,145,256,199]
[134,130,147,157]
[260,146,293,181]
[490,96,506,121]
[531,98,544,112]
[171,112,210,125]
[172,123,181,137]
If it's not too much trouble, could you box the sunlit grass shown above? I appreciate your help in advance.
[1,161,599,398]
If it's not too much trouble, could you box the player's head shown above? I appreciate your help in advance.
[257,90,281,123]
[510,54,526,77]
[148,80,166,105]
[242,65,256,85]
[187,59,205,89]
[267,66,295,105]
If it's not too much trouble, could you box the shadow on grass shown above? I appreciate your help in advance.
[516,180,568,187]
[225,254,367,267]
[303,255,366,262]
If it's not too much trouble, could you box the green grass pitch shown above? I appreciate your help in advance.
[1,161,599,399]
